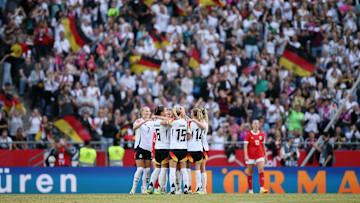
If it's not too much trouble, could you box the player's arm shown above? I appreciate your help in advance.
[188,119,206,130]
[133,119,149,131]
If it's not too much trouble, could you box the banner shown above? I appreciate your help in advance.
[0,167,359,194]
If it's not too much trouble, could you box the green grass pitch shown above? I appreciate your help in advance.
[1,194,360,203]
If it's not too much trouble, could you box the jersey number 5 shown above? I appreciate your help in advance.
[176,129,187,142]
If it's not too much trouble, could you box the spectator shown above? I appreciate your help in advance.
[280,135,300,167]
[288,105,304,133]
[8,106,24,140]
[47,138,72,167]
[27,108,41,149]
[79,140,97,167]
[14,127,27,150]
[319,133,335,167]
[0,130,13,150]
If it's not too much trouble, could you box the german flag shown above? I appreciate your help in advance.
[149,30,170,49]
[279,45,316,77]
[10,43,29,58]
[189,48,200,69]
[175,4,187,16]
[53,116,92,142]
[141,0,154,7]
[0,93,24,113]
[130,56,162,73]
[61,17,92,52]
[199,0,226,7]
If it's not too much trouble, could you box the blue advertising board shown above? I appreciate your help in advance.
[0,167,359,194]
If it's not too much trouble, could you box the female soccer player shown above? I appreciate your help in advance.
[168,106,191,194]
[200,108,209,193]
[244,119,268,194]
[188,108,207,193]
[147,106,170,194]
[130,107,153,194]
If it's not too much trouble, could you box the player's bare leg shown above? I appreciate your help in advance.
[130,159,145,194]
[256,160,268,194]
[247,164,254,194]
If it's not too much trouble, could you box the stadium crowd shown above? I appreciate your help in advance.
[0,0,360,163]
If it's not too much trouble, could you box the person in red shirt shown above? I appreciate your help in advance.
[244,119,268,194]
[48,138,72,167]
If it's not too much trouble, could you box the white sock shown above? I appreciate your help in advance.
[176,170,181,191]
[181,168,189,192]
[195,170,202,192]
[201,172,207,192]
[149,168,160,190]
[141,168,150,193]
[131,167,143,192]
[169,168,176,192]
[187,168,192,191]
[165,170,168,192]
[159,168,168,192]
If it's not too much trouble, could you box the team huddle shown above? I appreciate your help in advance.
[130,105,268,194]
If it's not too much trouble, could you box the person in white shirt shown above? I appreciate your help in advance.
[76,88,95,116]
[0,130,12,150]
[187,108,207,194]
[87,79,101,114]
[161,57,179,80]
[155,6,170,33]
[119,69,136,91]
[130,107,154,194]
[27,109,41,149]
[267,98,284,126]
[304,107,321,134]
[168,106,190,194]
[180,70,193,95]
[54,31,70,54]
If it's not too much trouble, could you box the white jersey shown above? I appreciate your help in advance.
[169,118,189,150]
[202,120,209,151]
[134,118,153,152]
[188,121,204,152]
[153,119,170,150]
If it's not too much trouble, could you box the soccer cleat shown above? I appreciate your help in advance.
[154,190,163,195]
[175,190,182,195]
[129,189,136,195]
[169,191,176,195]
[260,189,269,194]
[146,189,154,194]
[183,190,189,194]
[248,190,254,194]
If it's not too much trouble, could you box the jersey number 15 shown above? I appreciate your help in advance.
[176,129,187,142]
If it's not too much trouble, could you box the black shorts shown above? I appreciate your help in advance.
[155,149,169,165]
[169,149,188,162]
[135,147,152,160]
[188,151,204,163]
